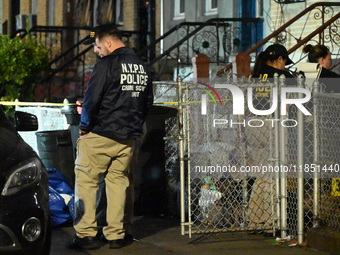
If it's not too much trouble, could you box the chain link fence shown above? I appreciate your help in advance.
[153,81,181,217]
[286,93,314,237]
[171,75,340,242]
[164,116,180,217]
[177,78,279,236]
[315,93,340,230]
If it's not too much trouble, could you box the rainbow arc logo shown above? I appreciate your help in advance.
[200,83,312,116]
[198,82,223,106]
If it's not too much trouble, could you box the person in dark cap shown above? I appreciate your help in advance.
[67,24,153,250]
[246,44,295,234]
[252,43,294,80]
[250,43,295,111]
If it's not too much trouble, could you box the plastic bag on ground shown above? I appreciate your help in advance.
[47,168,75,226]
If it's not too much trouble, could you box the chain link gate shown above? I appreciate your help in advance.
[284,79,340,242]
[174,75,340,242]
[177,76,280,237]
[314,91,340,230]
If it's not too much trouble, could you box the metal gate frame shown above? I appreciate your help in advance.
[175,75,340,242]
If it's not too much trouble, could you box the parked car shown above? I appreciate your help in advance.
[0,107,51,255]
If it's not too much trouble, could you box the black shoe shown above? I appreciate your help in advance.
[66,234,100,250]
[263,231,273,237]
[99,233,134,244]
[109,239,125,249]
[97,233,107,242]
[263,229,281,237]
[124,234,134,245]
[247,229,264,235]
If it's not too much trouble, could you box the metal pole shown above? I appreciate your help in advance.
[313,79,320,228]
[185,84,192,238]
[297,74,305,244]
[274,73,281,231]
[241,111,248,227]
[267,81,276,233]
[177,76,186,235]
[279,74,287,238]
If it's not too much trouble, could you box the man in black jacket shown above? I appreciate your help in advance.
[67,24,153,250]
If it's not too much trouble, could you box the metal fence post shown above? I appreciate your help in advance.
[184,83,192,238]
[273,73,281,231]
[279,74,287,238]
[297,74,305,244]
[313,79,320,228]
[177,76,186,235]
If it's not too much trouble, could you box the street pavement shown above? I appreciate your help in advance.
[50,216,330,255]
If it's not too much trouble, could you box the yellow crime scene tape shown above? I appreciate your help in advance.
[1,98,231,107]
[331,178,340,196]
[0,95,232,107]
[153,98,232,105]
[0,101,180,106]
[0,101,76,107]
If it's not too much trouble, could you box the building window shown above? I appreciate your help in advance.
[115,0,124,25]
[31,0,37,14]
[96,0,123,26]
[205,0,217,15]
[174,0,185,20]
[256,0,263,17]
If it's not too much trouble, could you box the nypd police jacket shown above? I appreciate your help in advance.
[79,47,154,140]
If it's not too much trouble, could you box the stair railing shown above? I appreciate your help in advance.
[217,2,340,76]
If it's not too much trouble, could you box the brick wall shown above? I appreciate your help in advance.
[55,0,64,26]
[270,0,340,54]
[122,0,138,48]
[270,0,340,76]
[20,0,31,14]
[123,0,137,31]
[2,0,9,33]
[37,0,47,25]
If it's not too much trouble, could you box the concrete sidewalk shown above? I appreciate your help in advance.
[50,216,330,255]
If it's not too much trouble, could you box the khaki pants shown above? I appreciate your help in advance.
[96,139,141,235]
[74,132,134,240]
[247,179,275,227]
[245,117,276,227]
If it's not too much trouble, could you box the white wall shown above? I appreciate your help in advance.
[16,106,69,153]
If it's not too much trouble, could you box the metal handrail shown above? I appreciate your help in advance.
[287,12,340,55]
[137,18,262,65]
[22,26,141,85]
[39,46,93,83]
[245,2,340,55]
[217,2,340,76]
[48,36,90,67]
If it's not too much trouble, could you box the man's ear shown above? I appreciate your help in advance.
[105,39,111,49]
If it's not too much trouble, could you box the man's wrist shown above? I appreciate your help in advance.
[80,130,89,136]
